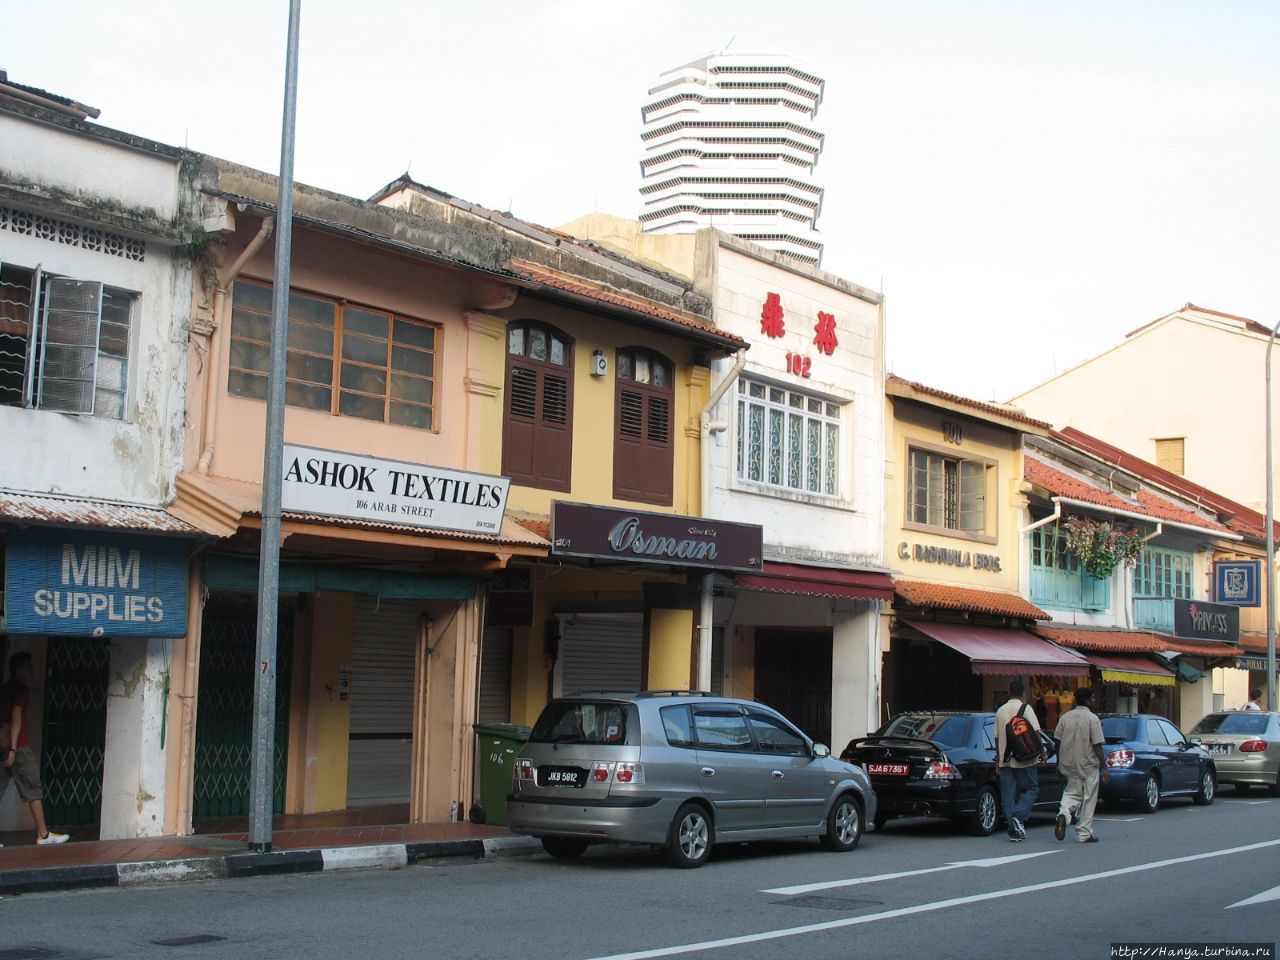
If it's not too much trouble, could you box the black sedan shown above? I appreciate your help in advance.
[1098,714,1216,812]
[841,711,1064,836]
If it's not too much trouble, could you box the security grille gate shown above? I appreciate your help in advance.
[193,595,293,818]
[41,636,109,826]
[478,627,513,724]
[346,596,418,807]
[557,613,644,695]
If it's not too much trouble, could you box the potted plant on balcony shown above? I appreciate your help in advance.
[1062,515,1144,579]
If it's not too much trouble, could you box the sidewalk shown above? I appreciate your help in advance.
[0,809,537,896]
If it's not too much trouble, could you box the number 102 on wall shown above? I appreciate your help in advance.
[785,352,812,378]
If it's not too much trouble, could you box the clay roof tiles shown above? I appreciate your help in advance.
[893,580,1050,620]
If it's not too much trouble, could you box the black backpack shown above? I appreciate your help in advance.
[1004,703,1041,762]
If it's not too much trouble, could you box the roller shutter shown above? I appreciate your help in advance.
[557,613,644,695]
[346,597,418,807]
[478,627,513,724]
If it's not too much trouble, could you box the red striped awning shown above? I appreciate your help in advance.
[905,620,1091,677]
[736,562,894,602]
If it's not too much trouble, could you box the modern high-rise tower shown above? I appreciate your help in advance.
[639,51,826,266]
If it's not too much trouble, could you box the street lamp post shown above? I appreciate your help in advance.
[1266,319,1280,712]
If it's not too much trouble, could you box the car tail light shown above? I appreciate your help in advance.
[591,762,612,782]
[1239,739,1269,753]
[923,758,960,779]
[1107,749,1135,768]
[516,759,533,781]
[613,762,644,785]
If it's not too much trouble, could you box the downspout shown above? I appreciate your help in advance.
[197,216,275,474]
[696,349,747,691]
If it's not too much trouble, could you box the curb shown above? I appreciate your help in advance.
[0,835,542,897]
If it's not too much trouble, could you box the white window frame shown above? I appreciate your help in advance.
[735,376,841,498]
[903,441,997,543]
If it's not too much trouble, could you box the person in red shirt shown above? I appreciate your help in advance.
[1,652,69,845]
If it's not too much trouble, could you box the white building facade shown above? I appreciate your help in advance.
[639,52,827,267]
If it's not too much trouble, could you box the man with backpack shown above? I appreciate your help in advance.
[995,679,1045,841]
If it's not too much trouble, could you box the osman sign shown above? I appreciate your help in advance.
[281,443,510,536]
[551,502,763,572]
[4,531,188,638]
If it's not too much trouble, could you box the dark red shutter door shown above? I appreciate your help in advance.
[536,370,572,491]
[614,388,645,501]
[644,393,673,505]
[502,364,538,482]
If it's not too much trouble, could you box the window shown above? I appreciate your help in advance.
[736,377,840,496]
[228,280,436,429]
[1134,547,1194,599]
[0,262,135,419]
[528,701,635,745]
[745,710,808,756]
[1155,438,1185,476]
[1156,720,1186,747]
[1144,720,1168,746]
[1030,519,1111,611]
[614,348,674,505]
[692,708,752,752]
[661,705,695,748]
[502,321,573,491]
[907,448,986,533]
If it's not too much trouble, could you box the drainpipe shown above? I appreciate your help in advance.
[197,216,275,475]
[696,350,746,691]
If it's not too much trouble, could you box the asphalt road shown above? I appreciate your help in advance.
[5,790,1279,960]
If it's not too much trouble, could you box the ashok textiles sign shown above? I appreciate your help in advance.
[1173,598,1240,644]
[4,531,188,638]
[551,502,763,572]
[1214,561,1260,607]
[281,443,510,536]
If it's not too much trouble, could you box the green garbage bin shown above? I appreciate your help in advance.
[474,723,530,826]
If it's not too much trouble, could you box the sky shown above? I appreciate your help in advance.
[5,1,1279,401]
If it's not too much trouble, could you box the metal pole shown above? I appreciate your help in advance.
[248,0,302,852]
[1266,319,1279,713]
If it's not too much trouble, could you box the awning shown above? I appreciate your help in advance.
[904,620,1091,677]
[1084,652,1175,687]
[0,488,199,536]
[205,555,475,600]
[736,562,894,602]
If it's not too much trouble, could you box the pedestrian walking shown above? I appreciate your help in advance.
[995,678,1044,841]
[1,652,69,845]
[1053,685,1109,844]
[1242,689,1263,711]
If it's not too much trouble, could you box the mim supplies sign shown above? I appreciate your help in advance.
[551,501,763,572]
[281,443,510,536]
[4,531,188,638]
[1173,598,1240,644]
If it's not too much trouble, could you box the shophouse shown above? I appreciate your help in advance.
[369,183,753,735]
[880,378,1088,724]
[556,216,891,750]
[0,78,210,839]
[1022,430,1245,730]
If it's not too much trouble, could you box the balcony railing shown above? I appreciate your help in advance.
[1133,596,1175,632]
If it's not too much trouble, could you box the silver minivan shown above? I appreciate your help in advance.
[506,691,876,867]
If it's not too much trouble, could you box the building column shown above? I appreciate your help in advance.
[1177,667,1214,732]
[101,637,169,839]
[648,608,694,690]
[831,603,881,753]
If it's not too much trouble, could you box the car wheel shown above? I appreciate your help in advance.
[541,837,589,860]
[821,794,862,852]
[1193,769,1215,805]
[1138,773,1160,813]
[664,803,713,868]
[966,784,999,836]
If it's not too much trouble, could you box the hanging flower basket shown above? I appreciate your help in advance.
[1062,515,1144,580]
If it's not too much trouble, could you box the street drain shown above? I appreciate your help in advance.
[151,936,226,947]
[771,894,884,911]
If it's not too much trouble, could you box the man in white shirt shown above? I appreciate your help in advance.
[1242,689,1263,711]
[995,679,1044,841]
[1053,686,1110,844]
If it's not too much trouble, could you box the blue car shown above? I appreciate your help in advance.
[1098,714,1216,812]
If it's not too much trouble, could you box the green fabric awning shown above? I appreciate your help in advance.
[204,556,475,600]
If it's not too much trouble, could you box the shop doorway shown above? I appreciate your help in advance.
[556,613,644,696]
[40,636,109,827]
[194,594,293,818]
[892,635,982,713]
[754,629,832,745]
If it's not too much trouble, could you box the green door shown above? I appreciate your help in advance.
[194,594,293,819]
[40,636,110,827]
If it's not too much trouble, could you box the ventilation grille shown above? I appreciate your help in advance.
[0,206,146,261]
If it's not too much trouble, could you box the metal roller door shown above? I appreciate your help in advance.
[347,597,418,807]
[478,627,513,724]
[557,613,644,696]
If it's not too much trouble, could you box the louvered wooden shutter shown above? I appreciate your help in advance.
[502,324,573,492]
[614,387,646,501]
[613,364,674,506]
[503,363,539,483]
[536,369,572,491]
[645,393,673,504]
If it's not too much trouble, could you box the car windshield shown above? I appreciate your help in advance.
[1192,713,1270,735]
[879,714,972,747]
[1101,717,1138,742]
[529,701,633,745]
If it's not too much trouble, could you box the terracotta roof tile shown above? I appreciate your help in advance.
[1025,457,1232,535]
[1238,633,1271,654]
[1037,626,1242,658]
[887,376,1051,430]
[511,260,745,347]
[512,516,551,540]
[893,580,1050,620]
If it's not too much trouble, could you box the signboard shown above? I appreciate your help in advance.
[897,541,1001,572]
[1214,561,1261,607]
[1172,598,1240,644]
[4,530,188,638]
[551,502,763,572]
[282,443,510,536]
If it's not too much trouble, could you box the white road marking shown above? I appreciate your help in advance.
[1246,800,1274,805]
[585,837,1280,960]
[1227,883,1280,909]
[763,851,1058,895]
[1095,817,1143,822]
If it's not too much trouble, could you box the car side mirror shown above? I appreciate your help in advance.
[812,743,831,758]
[1189,737,1201,747]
